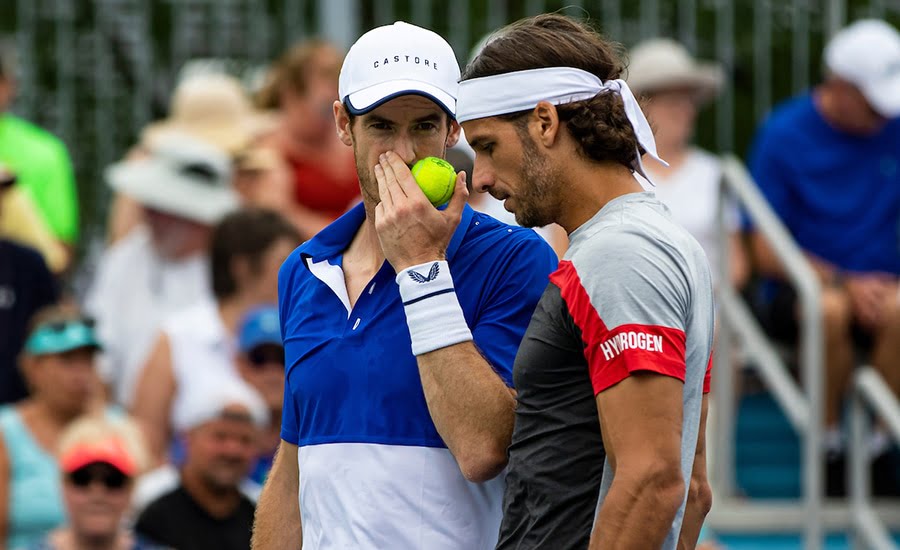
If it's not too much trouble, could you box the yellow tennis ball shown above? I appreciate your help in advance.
[411,157,456,207]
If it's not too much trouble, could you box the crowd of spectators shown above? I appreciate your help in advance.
[0,15,898,550]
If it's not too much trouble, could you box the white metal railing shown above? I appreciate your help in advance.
[849,367,900,549]
[712,154,824,549]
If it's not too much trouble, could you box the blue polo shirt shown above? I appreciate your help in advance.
[278,202,557,550]
[748,93,900,274]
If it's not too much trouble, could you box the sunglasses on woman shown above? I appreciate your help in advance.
[67,464,130,491]
[247,345,285,368]
[41,317,96,332]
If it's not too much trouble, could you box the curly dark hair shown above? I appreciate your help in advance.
[461,14,641,171]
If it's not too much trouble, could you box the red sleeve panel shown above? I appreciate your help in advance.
[703,351,713,394]
[550,260,687,395]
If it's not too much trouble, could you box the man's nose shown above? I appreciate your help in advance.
[471,161,495,193]
[391,136,417,166]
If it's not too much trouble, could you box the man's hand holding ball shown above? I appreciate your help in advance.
[373,151,468,272]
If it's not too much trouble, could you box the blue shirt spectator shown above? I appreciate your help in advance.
[746,19,900,497]
[749,93,900,275]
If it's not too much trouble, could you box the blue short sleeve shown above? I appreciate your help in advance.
[278,249,302,444]
[280,373,300,444]
[471,235,558,387]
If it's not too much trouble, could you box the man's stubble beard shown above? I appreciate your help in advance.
[352,140,380,208]
[512,133,562,229]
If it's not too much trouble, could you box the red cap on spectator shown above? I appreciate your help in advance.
[60,438,138,476]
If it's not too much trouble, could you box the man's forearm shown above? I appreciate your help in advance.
[678,474,713,550]
[680,398,713,549]
[252,443,302,550]
[417,342,516,482]
[589,473,685,549]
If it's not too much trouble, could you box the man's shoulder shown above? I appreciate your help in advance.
[101,226,153,266]
[461,210,554,256]
[456,212,557,289]
[569,209,702,278]
[1,115,69,157]
[0,239,47,270]
[279,242,311,285]
[139,486,189,518]
[757,94,817,140]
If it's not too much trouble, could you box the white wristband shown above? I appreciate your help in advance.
[396,260,473,356]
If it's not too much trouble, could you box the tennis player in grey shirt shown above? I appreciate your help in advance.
[456,14,715,550]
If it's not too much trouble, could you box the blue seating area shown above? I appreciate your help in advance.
[736,392,802,499]
[723,392,900,548]
[718,533,900,549]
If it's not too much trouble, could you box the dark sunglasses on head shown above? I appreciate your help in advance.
[0,174,15,189]
[248,345,285,368]
[68,464,129,490]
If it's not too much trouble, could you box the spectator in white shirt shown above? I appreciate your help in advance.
[84,134,240,406]
[627,38,749,289]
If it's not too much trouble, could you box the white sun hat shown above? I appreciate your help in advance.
[106,132,239,225]
[626,38,724,103]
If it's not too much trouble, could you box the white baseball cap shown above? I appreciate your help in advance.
[173,378,268,434]
[825,19,900,118]
[339,21,460,117]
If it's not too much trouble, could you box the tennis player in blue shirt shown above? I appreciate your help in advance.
[251,22,558,550]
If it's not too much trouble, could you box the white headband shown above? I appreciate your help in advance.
[456,67,666,180]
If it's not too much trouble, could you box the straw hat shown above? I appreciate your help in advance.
[141,73,273,154]
[626,39,724,103]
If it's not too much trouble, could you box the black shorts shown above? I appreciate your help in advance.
[763,283,874,350]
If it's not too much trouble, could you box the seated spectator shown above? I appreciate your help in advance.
[628,38,748,289]
[135,381,266,550]
[0,163,69,273]
[748,19,900,495]
[235,306,284,485]
[0,44,79,249]
[107,73,272,244]
[257,39,360,239]
[29,415,161,550]
[84,133,239,406]
[0,175,59,405]
[0,305,104,548]
[131,209,299,463]
[233,145,296,223]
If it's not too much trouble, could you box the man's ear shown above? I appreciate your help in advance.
[445,118,461,148]
[531,101,561,148]
[333,101,354,146]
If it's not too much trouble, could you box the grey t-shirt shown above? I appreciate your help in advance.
[497,192,714,550]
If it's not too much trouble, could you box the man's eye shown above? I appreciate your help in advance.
[416,123,437,131]
[371,122,391,130]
